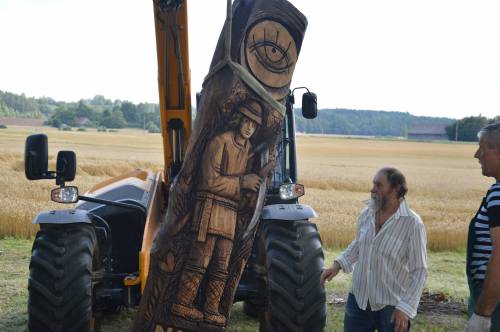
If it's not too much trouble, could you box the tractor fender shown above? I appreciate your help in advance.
[32,209,92,225]
[261,203,318,221]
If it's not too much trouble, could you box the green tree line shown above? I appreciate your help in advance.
[0,91,161,131]
[294,108,453,137]
[445,115,500,141]
[0,90,42,118]
[46,99,160,130]
[2,90,497,139]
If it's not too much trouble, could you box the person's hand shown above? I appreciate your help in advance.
[391,309,409,332]
[465,313,491,332]
[241,174,262,192]
[320,261,341,286]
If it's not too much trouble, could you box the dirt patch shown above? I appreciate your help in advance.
[417,290,467,316]
[327,290,467,316]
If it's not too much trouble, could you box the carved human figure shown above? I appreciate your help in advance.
[133,2,307,331]
[170,100,262,326]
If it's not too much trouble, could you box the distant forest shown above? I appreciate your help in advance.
[0,90,160,132]
[1,90,498,140]
[294,108,452,137]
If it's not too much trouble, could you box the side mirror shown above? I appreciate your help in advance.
[56,151,77,185]
[51,186,79,203]
[24,134,78,185]
[25,134,49,180]
[302,92,317,119]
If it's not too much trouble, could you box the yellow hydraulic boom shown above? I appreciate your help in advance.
[138,0,192,293]
[153,0,192,182]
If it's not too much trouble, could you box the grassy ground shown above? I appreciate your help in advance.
[0,239,467,331]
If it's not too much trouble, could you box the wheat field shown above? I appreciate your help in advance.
[0,126,490,251]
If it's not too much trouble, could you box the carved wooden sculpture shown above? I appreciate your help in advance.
[134,0,307,330]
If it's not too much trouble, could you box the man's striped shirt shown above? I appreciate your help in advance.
[335,199,427,319]
[469,182,500,281]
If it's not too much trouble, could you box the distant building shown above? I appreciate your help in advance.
[408,123,448,140]
[76,117,91,127]
[0,117,44,127]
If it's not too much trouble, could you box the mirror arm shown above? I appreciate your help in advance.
[291,86,311,95]
[43,171,57,180]
[78,195,147,217]
[56,175,65,187]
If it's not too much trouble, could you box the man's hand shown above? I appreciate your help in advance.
[320,261,341,286]
[241,174,262,192]
[391,309,409,332]
[465,313,491,332]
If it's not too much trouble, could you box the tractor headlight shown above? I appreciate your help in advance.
[279,183,305,200]
[51,186,79,204]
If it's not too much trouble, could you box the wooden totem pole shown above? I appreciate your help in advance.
[134,0,307,330]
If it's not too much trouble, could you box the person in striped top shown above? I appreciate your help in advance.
[321,167,427,332]
[466,122,500,332]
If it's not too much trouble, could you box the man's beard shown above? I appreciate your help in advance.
[371,194,388,211]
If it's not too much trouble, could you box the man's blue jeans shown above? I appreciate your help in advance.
[344,293,410,332]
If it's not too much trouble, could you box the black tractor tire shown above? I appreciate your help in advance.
[261,220,326,332]
[28,223,97,332]
[243,300,259,318]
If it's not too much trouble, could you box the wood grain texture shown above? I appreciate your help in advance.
[134,1,307,330]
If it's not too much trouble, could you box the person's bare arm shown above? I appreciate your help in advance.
[475,226,500,315]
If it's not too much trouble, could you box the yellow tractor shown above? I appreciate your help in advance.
[24,1,325,331]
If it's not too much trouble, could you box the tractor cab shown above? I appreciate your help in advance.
[266,88,317,204]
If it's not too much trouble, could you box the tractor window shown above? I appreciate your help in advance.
[269,115,291,192]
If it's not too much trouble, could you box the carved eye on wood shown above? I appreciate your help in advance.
[250,33,293,74]
[243,20,297,93]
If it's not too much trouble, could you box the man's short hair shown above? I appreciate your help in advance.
[380,167,408,199]
[478,122,500,149]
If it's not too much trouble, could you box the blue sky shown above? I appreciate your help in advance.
[0,0,499,119]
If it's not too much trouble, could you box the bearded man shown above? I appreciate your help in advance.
[320,167,427,332]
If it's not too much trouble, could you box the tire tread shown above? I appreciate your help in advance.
[262,219,326,332]
[28,224,96,332]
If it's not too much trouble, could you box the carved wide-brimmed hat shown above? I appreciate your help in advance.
[238,100,262,125]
